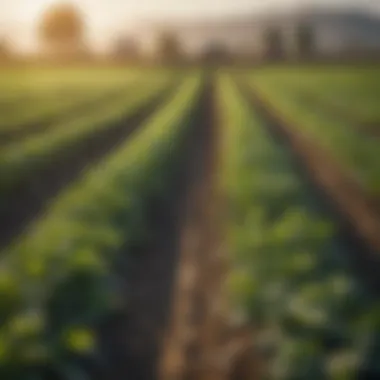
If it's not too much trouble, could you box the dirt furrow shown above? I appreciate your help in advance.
[93,77,215,380]
[158,75,255,380]
[0,81,179,251]
[158,75,225,380]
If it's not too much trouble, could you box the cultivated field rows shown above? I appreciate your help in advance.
[0,67,380,380]
[251,73,380,195]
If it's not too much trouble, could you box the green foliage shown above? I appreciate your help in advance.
[218,75,380,379]
[251,71,380,194]
[0,75,142,132]
[0,74,172,196]
[0,74,201,376]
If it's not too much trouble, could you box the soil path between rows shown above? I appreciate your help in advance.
[0,81,179,252]
[158,74,221,380]
[93,76,219,380]
[159,75,261,380]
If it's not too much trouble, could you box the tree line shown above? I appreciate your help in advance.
[0,2,317,65]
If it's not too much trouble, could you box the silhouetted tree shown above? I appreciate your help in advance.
[38,2,86,58]
[155,30,183,64]
[295,23,315,59]
[201,42,231,65]
[0,39,11,61]
[263,27,284,61]
[113,37,140,63]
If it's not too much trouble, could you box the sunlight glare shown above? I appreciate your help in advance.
[17,0,57,25]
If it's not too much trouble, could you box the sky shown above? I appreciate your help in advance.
[0,0,378,53]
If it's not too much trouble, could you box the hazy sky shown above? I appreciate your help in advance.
[0,0,377,52]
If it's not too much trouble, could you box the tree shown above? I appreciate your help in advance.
[263,27,284,61]
[200,42,231,65]
[295,23,315,59]
[0,39,11,61]
[155,30,182,64]
[38,2,86,58]
[113,37,140,63]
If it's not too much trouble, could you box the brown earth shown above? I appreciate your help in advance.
[159,76,261,380]
[92,76,219,380]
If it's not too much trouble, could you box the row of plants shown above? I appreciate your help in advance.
[249,75,380,196]
[0,78,142,132]
[0,74,175,197]
[0,74,202,379]
[219,75,380,379]
[0,68,140,101]
[251,68,380,123]
[272,83,380,130]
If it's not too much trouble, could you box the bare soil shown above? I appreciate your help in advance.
[93,75,219,380]
[0,81,179,251]
[159,76,261,380]
[158,75,222,380]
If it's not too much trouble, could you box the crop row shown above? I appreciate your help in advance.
[251,69,380,123]
[0,77,142,133]
[250,75,380,196]
[0,74,202,378]
[0,68,141,100]
[0,75,174,198]
[219,75,380,379]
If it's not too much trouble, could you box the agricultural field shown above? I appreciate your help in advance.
[0,66,380,380]
[251,67,380,122]
[249,67,380,193]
